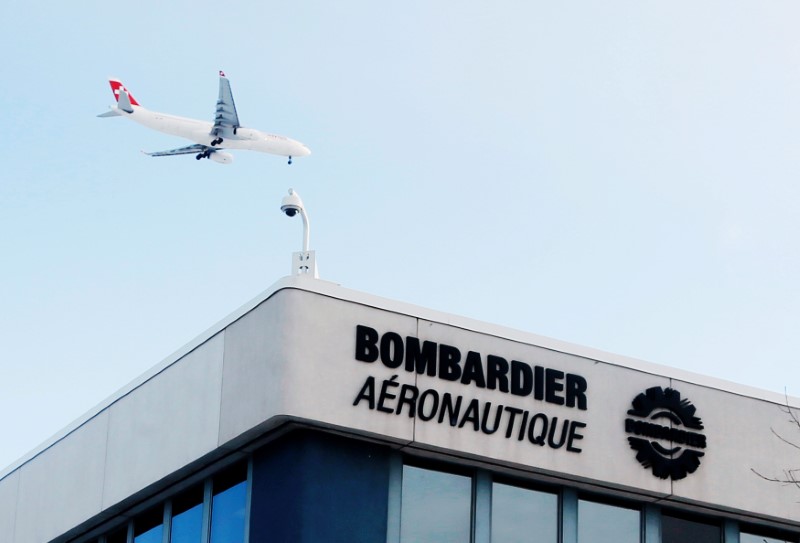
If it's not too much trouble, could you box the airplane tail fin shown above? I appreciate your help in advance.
[108,79,140,107]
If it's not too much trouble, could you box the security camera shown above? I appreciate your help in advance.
[279,188,316,275]
[281,189,304,217]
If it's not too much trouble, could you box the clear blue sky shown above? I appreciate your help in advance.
[2,1,799,470]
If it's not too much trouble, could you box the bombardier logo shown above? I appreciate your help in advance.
[625,387,706,480]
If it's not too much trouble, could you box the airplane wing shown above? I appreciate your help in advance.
[142,144,233,164]
[143,144,209,157]
[210,71,240,139]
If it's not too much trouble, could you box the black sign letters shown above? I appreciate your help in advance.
[352,325,589,453]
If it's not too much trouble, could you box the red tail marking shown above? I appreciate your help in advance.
[108,80,140,106]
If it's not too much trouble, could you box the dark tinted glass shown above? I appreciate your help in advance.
[662,513,720,543]
[106,527,128,543]
[400,465,472,542]
[578,499,640,543]
[741,533,793,543]
[133,506,163,543]
[171,485,204,543]
[491,482,558,543]
[210,464,248,543]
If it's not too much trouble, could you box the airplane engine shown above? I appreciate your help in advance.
[210,151,234,164]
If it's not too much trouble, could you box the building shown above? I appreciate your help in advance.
[1,274,799,542]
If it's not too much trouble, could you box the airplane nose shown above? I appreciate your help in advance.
[297,143,311,156]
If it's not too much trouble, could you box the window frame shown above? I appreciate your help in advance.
[87,458,251,543]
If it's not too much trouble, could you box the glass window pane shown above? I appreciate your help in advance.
[133,507,163,543]
[171,486,204,543]
[662,513,719,543]
[741,533,793,543]
[106,527,128,543]
[210,464,248,543]
[400,465,472,543]
[491,482,558,543]
[578,499,640,543]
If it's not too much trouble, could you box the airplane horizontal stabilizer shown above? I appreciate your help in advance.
[97,109,122,118]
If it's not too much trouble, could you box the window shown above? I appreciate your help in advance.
[95,461,249,543]
[662,512,720,543]
[491,482,558,543]
[399,465,472,543]
[105,527,128,543]
[210,464,248,543]
[132,507,163,543]
[170,486,204,543]
[741,531,795,543]
[578,499,640,543]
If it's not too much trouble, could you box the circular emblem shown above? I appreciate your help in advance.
[625,386,707,480]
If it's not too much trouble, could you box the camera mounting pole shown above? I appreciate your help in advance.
[280,189,318,277]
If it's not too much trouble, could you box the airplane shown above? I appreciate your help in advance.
[98,71,311,165]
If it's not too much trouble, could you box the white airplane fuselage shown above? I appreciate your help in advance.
[99,73,310,164]
[115,105,310,158]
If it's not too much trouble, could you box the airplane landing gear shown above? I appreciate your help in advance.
[210,138,223,146]
[196,150,212,160]
[288,156,292,165]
